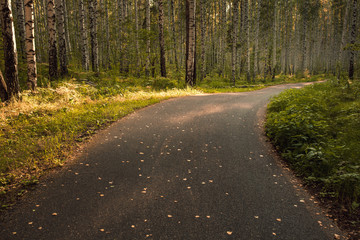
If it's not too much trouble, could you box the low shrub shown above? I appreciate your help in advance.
[266,80,360,211]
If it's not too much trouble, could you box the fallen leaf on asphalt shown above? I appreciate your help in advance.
[334,234,340,239]
[38,227,42,230]
[12,232,16,235]
[260,155,264,158]
[276,218,282,222]
[52,213,58,216]
[206,216,211,218]
[187,186,191,189]
[131,225,135,228]
[168,215,173,218]
[254,216,259,219]
[100,229,105,232]
[28,222,33,225]
[100,194,104,197]
[227,231,233,235]
[195,215,200,218]
[300,200,305,203]
[139,152,144,155]
[272,232,277,236]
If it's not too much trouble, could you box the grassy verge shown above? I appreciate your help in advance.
[266,79,360,216]
[0,77,201,207]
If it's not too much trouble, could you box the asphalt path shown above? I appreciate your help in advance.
[1,83,345,239]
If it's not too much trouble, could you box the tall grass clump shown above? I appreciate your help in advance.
[266,79,360,212]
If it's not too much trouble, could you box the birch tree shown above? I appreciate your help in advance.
[24,0,37,91]
[55,0,67,76]
[47,0,57,80]
[15,0,26,59]
[185,0,196,86]
[79,0,89,71]
[89,0,99,73]
[1,0,20,100]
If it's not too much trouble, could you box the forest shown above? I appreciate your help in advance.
[0,0,358,100]
[0,0,359,237]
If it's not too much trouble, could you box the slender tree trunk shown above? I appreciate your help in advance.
[185,0,196,86]
[63,0,71,58]
[254,0,261,80]
[15,0,26,60]
[0,70,8,102]
[245,0,251,82]
[349,0,357,80]
[145,0,151,76]
[105,0,110,69]
[232,0,239,86]
[272,0,277,79]
[79,0,89,71]
[158,0,167,77]
[89,0,99,73]
[170,0,179,72]
[134,0,140,75]
[338,0,350,67]
[24,0,37,91]
[1,0,20,100]
[55,0,68,76]
[47,0,57,80]
[117,0,123,72]
[200,0,206,81]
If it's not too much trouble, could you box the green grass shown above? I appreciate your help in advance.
[266,78,360,212]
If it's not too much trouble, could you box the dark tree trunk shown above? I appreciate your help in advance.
[47,0,58,80]
[349,0,357,80]
[185,0,196,86]
[1,0,20,100]
[158,0,167,77]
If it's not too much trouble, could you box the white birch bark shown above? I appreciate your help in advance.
[24,0,37,91]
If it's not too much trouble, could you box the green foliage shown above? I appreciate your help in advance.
[266,80,360,210]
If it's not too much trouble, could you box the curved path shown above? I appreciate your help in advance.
[1,83,344,239]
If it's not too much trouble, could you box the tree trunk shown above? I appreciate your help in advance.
[185,0,196,86]
[47,0,57,80]
[200,0,206,81]
[1,0,20,100]
[348,0,357,80]
[0,70,8,102]
[170,0,179,72]
[24,0,37,91]
[79,0,89,71]
[272,0,277,80]
[158,0,167,77]
[145,0,151,76]
[63,0,71,58]
[254,0,261,80]
[89,0,99,73]
[245,0,251,82]
[55,0,68,76]
[134,0,140,75]
[232,0,239,86]
[15,0,26,60]
[105,0,110,69]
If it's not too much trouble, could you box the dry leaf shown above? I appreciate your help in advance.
[227,231,233,235]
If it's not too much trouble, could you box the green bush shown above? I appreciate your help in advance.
[266,81,360,210]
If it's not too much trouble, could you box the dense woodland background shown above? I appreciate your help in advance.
[0,0,359,102]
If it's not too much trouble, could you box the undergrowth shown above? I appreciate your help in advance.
[266,78,360,212]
